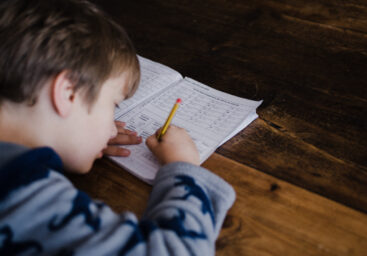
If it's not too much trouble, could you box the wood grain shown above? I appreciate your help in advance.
[203,154,367,256]
[68,154,367,256]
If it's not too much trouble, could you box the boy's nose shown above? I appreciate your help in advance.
[110,123,118,139]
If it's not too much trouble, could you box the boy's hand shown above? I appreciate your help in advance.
[103,121,142,157]
[146,125,200,165]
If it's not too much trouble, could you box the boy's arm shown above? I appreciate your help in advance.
[0,162,233,255]
[0,126,235,255]
[142,161,236,252]
[74,163,234,255]
[76,163,234,255]
[84,162,234,255]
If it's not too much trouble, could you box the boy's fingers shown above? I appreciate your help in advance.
[155,127,163,137]
[114,121,126,128]
[146,135,159,150]
[109,134,142,145]
[103,146,131,157]
[116,126,137,136]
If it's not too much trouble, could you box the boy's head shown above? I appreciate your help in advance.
[0,0,140,172]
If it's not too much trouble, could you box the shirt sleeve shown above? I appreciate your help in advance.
[0,162,235,256]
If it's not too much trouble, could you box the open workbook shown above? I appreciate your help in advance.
[111,56,262,184]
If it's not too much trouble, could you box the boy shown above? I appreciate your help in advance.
[0,0,235,255]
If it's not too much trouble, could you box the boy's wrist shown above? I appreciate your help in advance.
[161,157,200,166]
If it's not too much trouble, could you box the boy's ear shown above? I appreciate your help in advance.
[51,71,76,117]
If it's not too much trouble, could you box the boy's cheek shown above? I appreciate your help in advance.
[61,153,95,174]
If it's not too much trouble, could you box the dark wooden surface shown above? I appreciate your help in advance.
[69,0,367,254]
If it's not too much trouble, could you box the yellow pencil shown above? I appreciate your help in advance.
[157,98,182,141]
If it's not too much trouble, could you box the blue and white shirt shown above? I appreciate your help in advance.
[0,142,235,255]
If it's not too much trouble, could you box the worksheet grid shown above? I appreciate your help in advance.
[123,111,213,157]
[118,80,256,159]
[150,84,252,137]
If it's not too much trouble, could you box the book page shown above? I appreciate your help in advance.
[114,56,183,119]
[111,77,262,183]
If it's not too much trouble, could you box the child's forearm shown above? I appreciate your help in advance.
[117,162,236,255]
[145,162,236,240]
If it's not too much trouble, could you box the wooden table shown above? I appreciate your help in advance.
[69,1,367,255]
